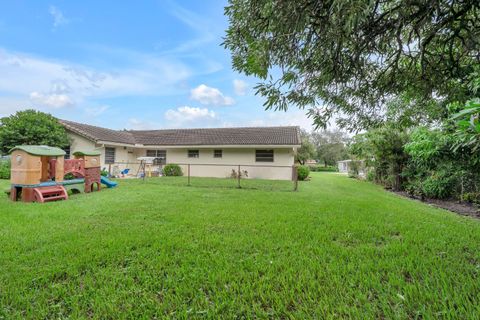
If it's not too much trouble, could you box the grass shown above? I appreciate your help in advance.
[0,173,479,319]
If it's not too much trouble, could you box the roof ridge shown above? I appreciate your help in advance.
[59,119,136,144]
[59,119,301,146]
[60,119,130,133]
[128,125,299,132]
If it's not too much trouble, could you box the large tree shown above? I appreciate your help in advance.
[0,110,69,154]
[223,0,480,130]
[311,130,350,166]
[295,129,316,164]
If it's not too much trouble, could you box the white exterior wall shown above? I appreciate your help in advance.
[68,132,98,156]
[154,147,294,180]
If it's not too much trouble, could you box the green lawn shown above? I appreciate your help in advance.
[0,173,479,319]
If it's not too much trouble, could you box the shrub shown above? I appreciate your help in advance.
[297,165,310,181]
[366,169,375,182]
[0,159,11,179]
[309,165,337,172]
[404,179,425,198]
[348,160,361,179]
[101,169,109,177]
[421,171,456,199]
[461,192,480,205]
[163,164,183,176]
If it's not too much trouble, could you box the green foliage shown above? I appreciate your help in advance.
[308,165,337,172]
[461,192,480,205]
[421,170,457,199]
[350,125,409,190]
[0,159,10,179]
[404,128,448,165]
[295,129,316,165]
[0,110,70,154]
[163,163,183,176]
[366,169,375,182]
[100,169,109,177]
[404,122,480,201]
[311,130,349,166]
[296,165,310,181]
[64,173,76,180]
[451,99,480,157]
[347,160,363,179]
[224,0,480,130]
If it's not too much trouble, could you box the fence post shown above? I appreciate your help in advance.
[237,165,241,188]
[293,165,298,192]
[188,164,191,186]
[108,164,111,176]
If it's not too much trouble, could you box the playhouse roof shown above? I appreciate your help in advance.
[10,145,66,156]
[73,150,101,156]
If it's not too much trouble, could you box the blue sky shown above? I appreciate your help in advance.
[0,0,314,130]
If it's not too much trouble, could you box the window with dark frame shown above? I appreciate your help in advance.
[255,149,274,162]
[146,150,166,165]
[213,149,222,158]
[63,146,71,159]
[188,150,199,158]
[105,147,116,164]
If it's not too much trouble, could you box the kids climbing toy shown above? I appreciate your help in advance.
[9,145,116,203]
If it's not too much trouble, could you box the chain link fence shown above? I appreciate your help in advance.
[105,161,299,192]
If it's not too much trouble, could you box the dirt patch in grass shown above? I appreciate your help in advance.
[393,191,480,219]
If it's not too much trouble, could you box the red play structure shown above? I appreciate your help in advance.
[48,157,101,193]
[9,146,106,203]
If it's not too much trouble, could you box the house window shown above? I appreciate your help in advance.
[255,149,274,162]
[188,150,199,158]
[213,149,222,158]
[63,146,71,159]
[146,150,166,165]
[105,147,116,164]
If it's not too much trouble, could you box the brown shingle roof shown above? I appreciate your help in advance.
[130,127,300,146]
[60,120,300,146]
[60,120,136,145]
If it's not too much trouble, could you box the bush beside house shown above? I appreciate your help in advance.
[297,165,310,181]
[163,164,183,176]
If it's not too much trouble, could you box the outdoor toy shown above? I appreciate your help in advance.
[136,157,156,179]
[9,145,117,203]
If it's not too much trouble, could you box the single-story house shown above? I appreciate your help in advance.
[60,120,301,180]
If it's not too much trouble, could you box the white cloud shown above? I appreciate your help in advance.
[0,48,192,115]
[165,106,216,124]
[28,78,75,109]
[233,79,248,96]
[29,92,73,108]
[0,97,30,117]
[127,118,158,130]
[190,84,234,106]
[49,6,69,28]
[85,105,110,117]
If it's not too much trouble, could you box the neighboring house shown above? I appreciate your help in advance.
[59,120,301,180]
[337,159,366,177]
[337,160,351,173]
